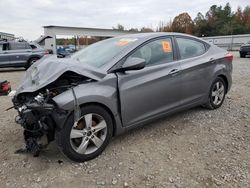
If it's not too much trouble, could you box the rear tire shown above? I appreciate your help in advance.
[55,105,113,162]
[204,77,226,110]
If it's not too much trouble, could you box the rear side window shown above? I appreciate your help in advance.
[0,44,3,51]
[176,37,206,59]
[9,42,31,50]
[131,38,174,66]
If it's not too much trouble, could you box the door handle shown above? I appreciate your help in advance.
[169,69,180,75]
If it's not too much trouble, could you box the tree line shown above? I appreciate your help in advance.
[58,3,250,46]
[113,3,250,37]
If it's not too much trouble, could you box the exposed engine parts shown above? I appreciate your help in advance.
[13,71,89,157]
[14,92,56,156]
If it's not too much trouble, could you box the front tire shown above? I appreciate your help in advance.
[25,57,39,69]
[56,105,113,162]
[240,53,245,58]
[204,77,226,110]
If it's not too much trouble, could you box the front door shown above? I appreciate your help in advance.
[117,37,182,127]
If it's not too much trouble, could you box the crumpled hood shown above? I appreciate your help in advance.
[16,55,106,95]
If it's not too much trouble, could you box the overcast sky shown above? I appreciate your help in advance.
[0,0,249,40]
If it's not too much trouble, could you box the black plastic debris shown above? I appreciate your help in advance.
[57,160,63,164]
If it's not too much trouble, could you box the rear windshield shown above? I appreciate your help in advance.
[30,44,37,49]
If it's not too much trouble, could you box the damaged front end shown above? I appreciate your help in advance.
[12,57,105,156]
[13,91,56,156]
[13,72,93,156]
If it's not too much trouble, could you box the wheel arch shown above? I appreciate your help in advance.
[28,55,41,62]
[25,56,41,69]
[217,74,229,93]
[79,102,117,136]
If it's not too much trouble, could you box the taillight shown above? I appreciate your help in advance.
[225,52,233,62]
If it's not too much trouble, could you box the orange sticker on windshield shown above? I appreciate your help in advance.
[162,41,172,53]
[117,40,129,46]
[116,38,137,46]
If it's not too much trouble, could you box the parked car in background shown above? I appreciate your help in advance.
[65,44,77,53]
[12,33,233,162]
[57,46,71,58]
[0,40,47,69]
[57,45,77,58]
[239,40,250,58]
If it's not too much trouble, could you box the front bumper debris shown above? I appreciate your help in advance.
[14,97,56,156]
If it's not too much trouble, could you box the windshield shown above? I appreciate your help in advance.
[71,37,138,68]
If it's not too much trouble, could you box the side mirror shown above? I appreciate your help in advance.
[118,57,146,72]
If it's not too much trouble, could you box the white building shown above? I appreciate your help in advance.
[43,25,137,54]
[0,32,15,40]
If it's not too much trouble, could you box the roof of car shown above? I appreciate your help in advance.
[114,32,208,45]
[117,32,197,39]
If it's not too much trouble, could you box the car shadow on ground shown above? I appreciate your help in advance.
[112,106,205,142]
[22,106,206,164]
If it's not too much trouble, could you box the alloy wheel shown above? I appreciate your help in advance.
[70,113,107,155]
[211,81,225,106]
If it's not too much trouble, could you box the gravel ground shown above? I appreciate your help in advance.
[0,52,249,188]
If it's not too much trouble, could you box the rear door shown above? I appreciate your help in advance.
[8,42,32,66]
[117,37,182,126]
[0,43,10,67]
[174,36,211,105]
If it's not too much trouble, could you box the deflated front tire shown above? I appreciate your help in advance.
[55,104,113,162]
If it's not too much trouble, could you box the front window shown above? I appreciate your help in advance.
[130,38,174,66]
[72,37,138,68]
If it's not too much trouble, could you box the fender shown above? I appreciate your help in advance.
[203,60,232,101]
[213,60,232,91]
[52,74,123,132]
